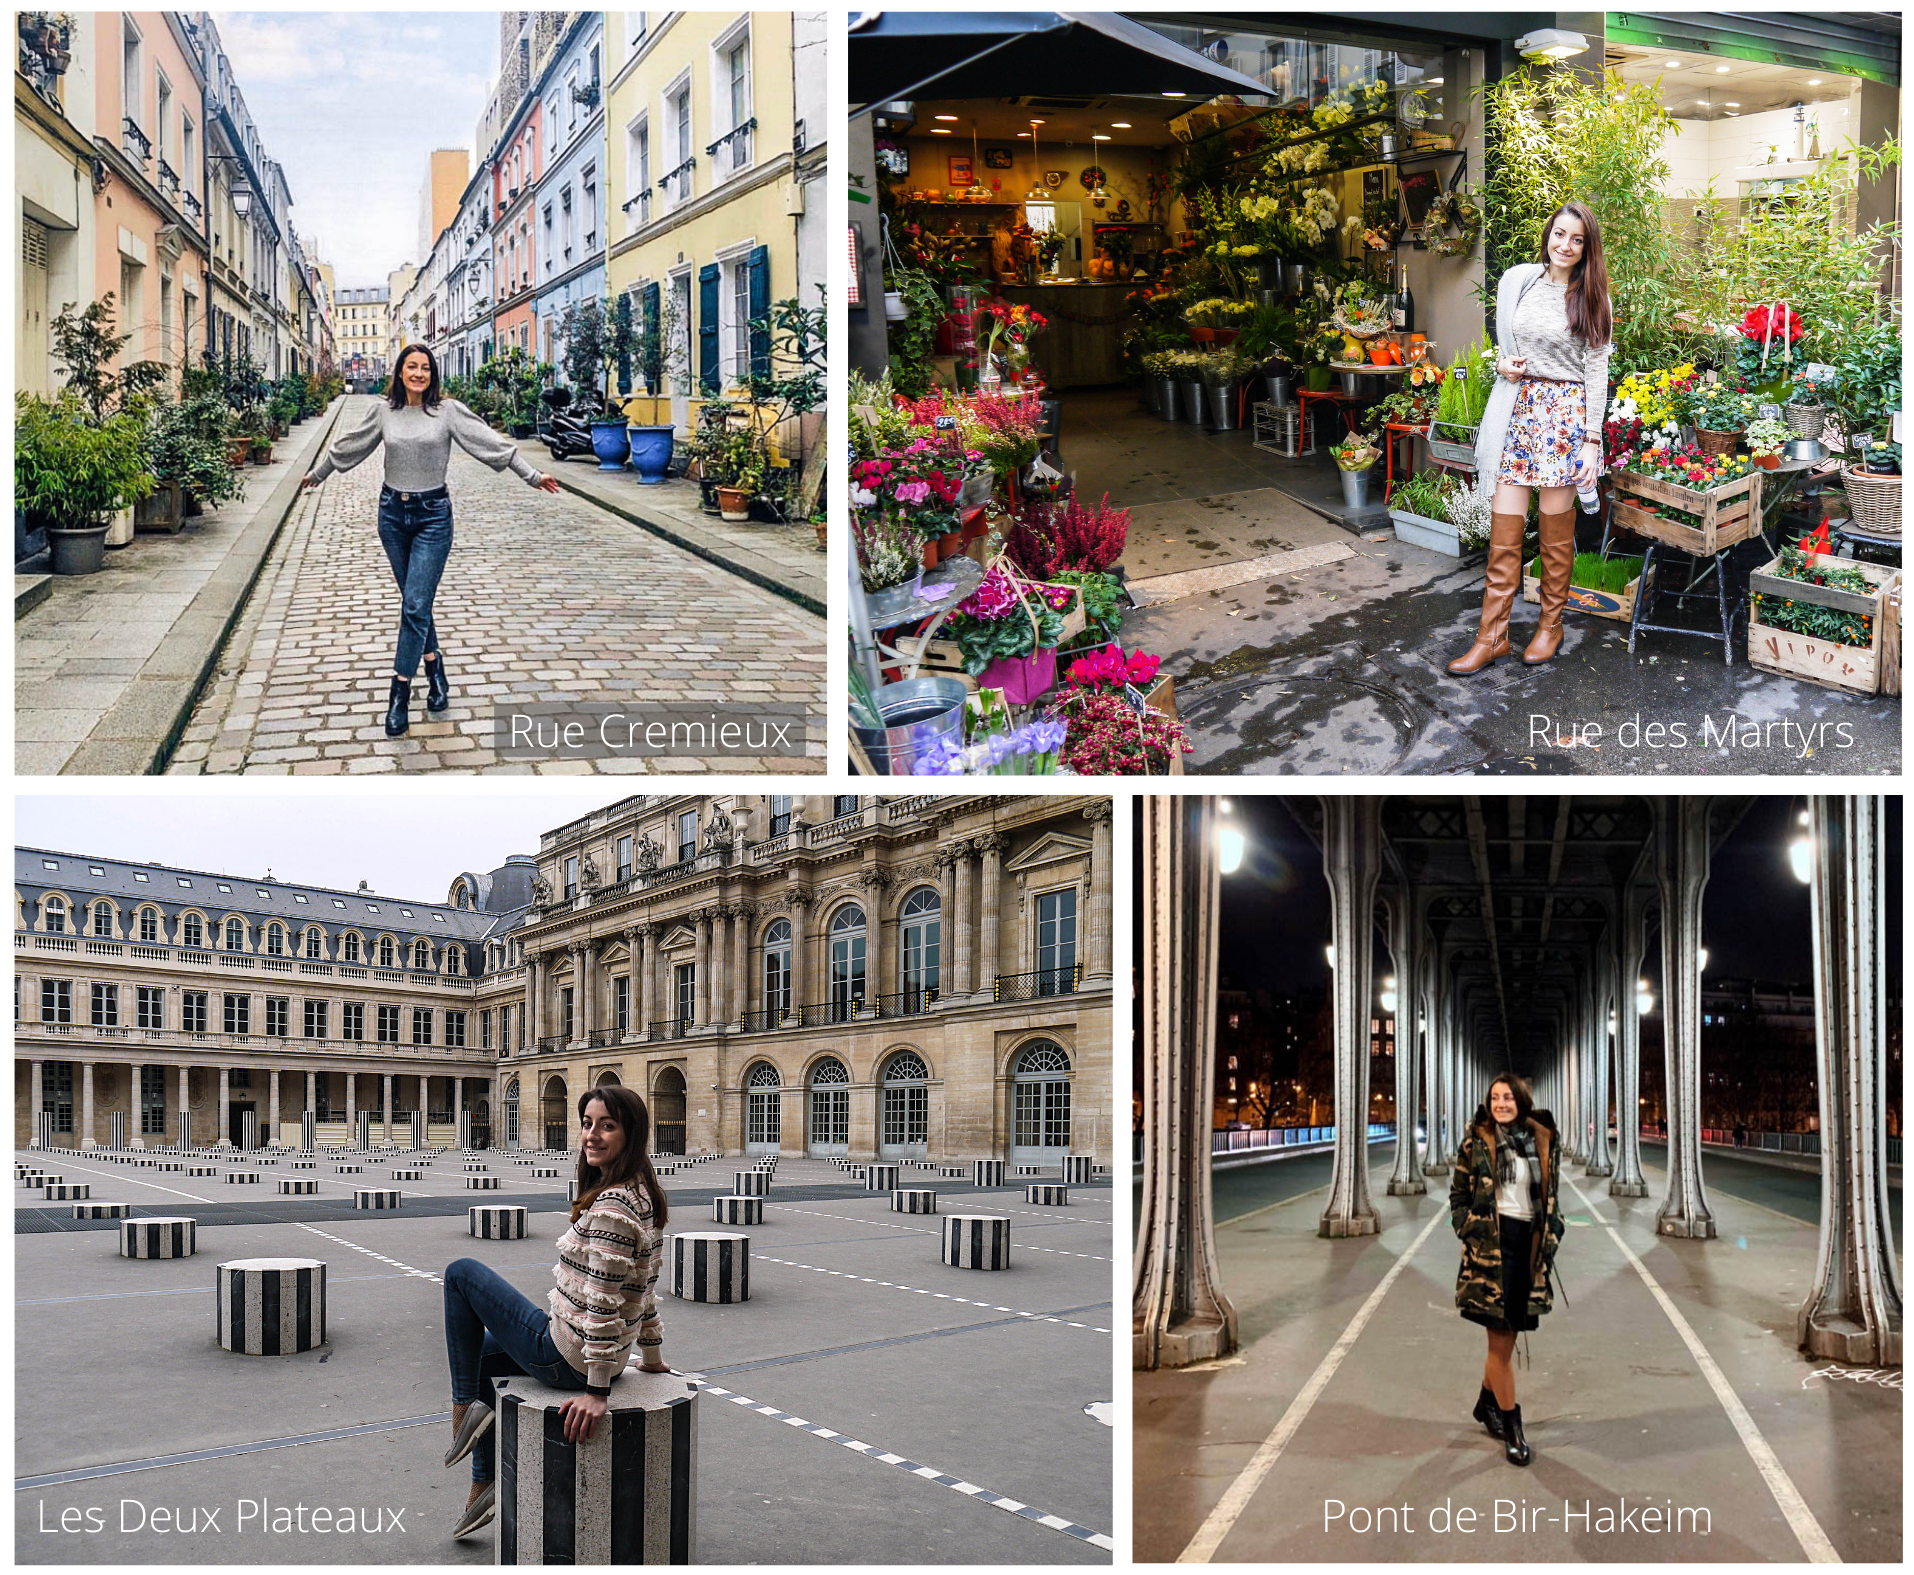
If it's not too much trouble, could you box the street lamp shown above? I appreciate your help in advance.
[1636,978,1655,1015]
[1789,812,1813,884]
[1697,947,1708,974]
[1380,976,1398,1014]
[1216,799,1245,875]
[1324,944,1335,968]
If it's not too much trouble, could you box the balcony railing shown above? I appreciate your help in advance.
[648,1017,692,1041]
[157,158,180,198]
[122,117,152,165]
[33,935,77,953]
[993,964,1082,1003]
[706,116,755,172]
[589,1028,618,1047]
[537,1034,566,1053]
[183,191,203,223]
[621,189,652,227]
[659,157,695,205]
[737,988,938,1034]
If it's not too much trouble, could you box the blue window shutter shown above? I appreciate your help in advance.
[747,244,771,378]
[641,282,661,392]
[698,263,720,393]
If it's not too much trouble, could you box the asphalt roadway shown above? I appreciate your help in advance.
[1134,1144,1901,1562]
[16,1149,1114,1564]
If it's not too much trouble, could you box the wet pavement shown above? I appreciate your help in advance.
[1064,389,1900,776]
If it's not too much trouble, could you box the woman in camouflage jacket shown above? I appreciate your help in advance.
[1449,1072,1566,1467]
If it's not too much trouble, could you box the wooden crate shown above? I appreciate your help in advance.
[1748,552,1898,619]
[1883,584,1902,698]
[1144,675,1186,777]
[1521,562,1651,623]
[1746,553,1898,696]
[1610,468,1762,556]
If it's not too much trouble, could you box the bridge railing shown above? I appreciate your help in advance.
[1642,1125,1902,1167]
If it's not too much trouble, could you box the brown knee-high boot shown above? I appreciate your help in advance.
[1448,511,1527,675]
[1523,507,1578,664]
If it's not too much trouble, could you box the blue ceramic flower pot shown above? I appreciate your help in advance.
[590,419,632,471]
[626,424,674,485]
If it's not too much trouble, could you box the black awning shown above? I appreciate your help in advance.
[849,10,1274,113]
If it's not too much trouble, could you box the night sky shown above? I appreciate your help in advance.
[1195,795,1902,995]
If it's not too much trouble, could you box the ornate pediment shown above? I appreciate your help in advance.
[1004,831,1092,875]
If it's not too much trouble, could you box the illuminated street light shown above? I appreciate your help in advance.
[1789,831,1813,884]
[1698,947,1709,973]
[1325,944,1335,968]
[1216,800,1245,874]
[1380,975,1398,1013]
[1637,978,1656,1015]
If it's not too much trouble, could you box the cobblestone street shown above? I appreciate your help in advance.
[171,399,825,774]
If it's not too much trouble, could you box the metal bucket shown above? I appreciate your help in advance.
[1284,262,1310,296]
[849,676,970,776]
[1339,467,1371,510]
[1180,380,1208,428]
[1339,369,1364,399]
[1264,373,1292,407]
[1155,376,1180,420]
[1205,382,1240,431]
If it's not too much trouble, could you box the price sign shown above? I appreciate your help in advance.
[1124,683,1148,714]
[934,415,956,430]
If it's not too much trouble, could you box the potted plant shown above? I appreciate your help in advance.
[701,428,766,521]
[15,391,154,575]
[1689,377,1754,455]
[1746,417,1792,470]
[1785,366,1832,441]
[851,509,923,598]
[1427,332,1494,464]
[146,388,244,529]
[1825,315,1901,534]
[945,564,1074,705]
[1747,528,1899,693]
[626,289,685,484]
[1198,347,1251,431]
[1330,431,1381,509]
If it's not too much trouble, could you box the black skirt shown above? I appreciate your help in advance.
[1462,1213,1539,1333]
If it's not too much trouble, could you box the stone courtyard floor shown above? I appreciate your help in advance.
[15,1151,1112,1564]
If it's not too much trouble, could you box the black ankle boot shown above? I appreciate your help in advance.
[425,654,449,712]
[384,677,412,737]
[1473,1385,1506,1439]
[1500,1404,1531,1466]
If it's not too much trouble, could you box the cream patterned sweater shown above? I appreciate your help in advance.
[547,1183,665,1392]
[310,398,544,489]
[1508,276,1611,439]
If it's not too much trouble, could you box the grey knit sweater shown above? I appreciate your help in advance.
[1508,276,1611,436]
[311,398,544,489]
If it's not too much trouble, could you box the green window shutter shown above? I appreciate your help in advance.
[641,281,661,392]
[747,244,771,378]
[697,263,720,393]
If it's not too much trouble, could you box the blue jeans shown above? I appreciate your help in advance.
[376,486,452,680]
[443,1257,587,1483]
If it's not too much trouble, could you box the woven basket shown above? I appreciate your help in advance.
[1784,403,1826,440]
[1842,464,1903,537]
[1694,427,1741,459]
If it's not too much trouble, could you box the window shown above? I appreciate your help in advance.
[626,117,651,230]
[181,991,207,1034]
[414,1007,433,1046]
[769,796,791,837]
[617,835,633,881]
[763,919,791,1018]
[223,993,250,1034]
[264,996,289,1037]
[413,939,430,971]
[833,796,858,819]
[122,18,142,131]
[564,856,578,900]
[182,914,203,949]
[881,1051,930,1151]
[139,909,159,943]
[678,812,697,862]
[304,1000,328,1040]
[582,167,598,248]
[344,933,361,964]
[809,1057,849,1150]
[91,903,115,938]
[224,918,244,951]
[377,1005,400,1043]
[155,69,172,163]
[41,979,72,1023]
[667,82,692,207]
[91,983,120,1028]
[630,12,648,48]
[829,906,867,1020]
[379,937,394,967]
[614,975,630,1034]
[481,1010,493,1051]
[266,924,285,956]
[137,986,164,1030]
[745,1061,780,1148]
[675,963,695,1025]
[306,928,323,960]
[446,948,461,977]
[901,888,941,1002]
[43,1061,73,1133]
[1037,890,1079,994]
[182,115,195,187]
[560,988,575,1040]
[728,252,751,381]
[44,899,67,935]
[141,1064,167,1134]
[342,1002,365,1042]
[721,33,752,171]
[447,1010,466,1048]
[1013,1041,1073,1155]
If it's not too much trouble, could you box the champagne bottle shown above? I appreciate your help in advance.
[1393,267,1414,333]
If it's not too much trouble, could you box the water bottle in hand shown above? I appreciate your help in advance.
[1577,478,1601,514]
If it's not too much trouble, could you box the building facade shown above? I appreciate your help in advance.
[335,285,391,386]
[18,12,105,397]
[533,14,608,388]
[15,796,1114,1165]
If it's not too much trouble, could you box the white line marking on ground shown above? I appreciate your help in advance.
[15,1156,215,1203]
[754,1254,1111,1333]
[293,1223,443,1285]
[1176,1206,1448,1563]
[1564,1174,1839,1563]
[772,1204,1112,1261]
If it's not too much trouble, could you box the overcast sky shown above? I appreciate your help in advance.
[219,11,500,285]
[16,793,623,901]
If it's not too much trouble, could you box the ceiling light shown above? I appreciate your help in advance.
[1162,90,1186,98]
[1092,133,1110,141]
[1665,58,1682,68]
[930,127,950,134]
[1110,121,1132,128]
[1716,64,1731,74]
[934,114,958,122]
[1016,131,1030,138]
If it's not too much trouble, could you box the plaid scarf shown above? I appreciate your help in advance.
[1493,1119,1547,1220]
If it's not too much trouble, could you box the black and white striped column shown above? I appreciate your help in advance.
[34,1112,52,1149]
[188,1165,218,1176]
[939,1166,967,1179]
[176,1111,191,1150]
[354,1189,401,1210]
[670,1233,749,1303]
[242,1110,258,1151]
[122,1216,197,1257]
[216,1257,326,1353]
[279,1178,318,1195]
[467,1175,502,1190]
[711,1196,762,1225]
[44,1183,89,1200]
[356,1110,372,1149]
[291,1159,315,1169]
[534,1167,559,1178]
[335,1163,362,1174]
[1062,1155,1094,1184]
[971,1160,1006,1186]
[732,1170,768,1197]
[109,1111,126,1150]
[942,1215,1011,1270]
[302,1110,316,1149]
[892,1190,938,1214]
[471,1205,528,1239]
[495,1367,697,1565]
[457,1110,472,1150]
[1025,1184,1069,1205]
[863,1164,900,1192]
[76,1201,130,1218]
[410,1110,424,1149]
[391,1169,421,1180]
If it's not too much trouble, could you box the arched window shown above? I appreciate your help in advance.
[1012,1041,1073,1159]
[900,888,940,1006]
[379,936,394,968]
[745,1061,781,1152]
[541,1076,569,1151]
[305,927,322,959]
[343,932,361,964]
[182,913,204,949]
[91,902,115,938]
[504,1077,521,1148]
[446,947,461,977]
[762,919,791,1020]
[880,1050,930,1155]
[138,908,159,943]
[224,917,245,951]
[808,1056,849,1154]
[44,898,67,935]
[413,939,430,970]
[266,923,285,956]
[828,906,866,1022]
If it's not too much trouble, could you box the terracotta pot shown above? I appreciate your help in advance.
[1754,453,1781,469]
[716,485,751,521]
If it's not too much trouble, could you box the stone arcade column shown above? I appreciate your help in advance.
[1083,800,1114,985]
[977,831,1004,993]
[692,914,710,1029]
[936,846,959,994]
[269,1070,280,1147]
[1134,796,1237,1369]
[1654,797,1716,1240]
[344,1070,355,1140]
[176,1064,190,1148]
[1320,797,1382,1238]
[731,907,751,1026]
[31,1061,44,1144]
[382,1073,393,1143]
[1610,879,1651,1197]
[1799,795,1902,1366]
[629,926,649,1037]
[787,897,809,1014]
[1385,888,1425,1196]
[217,1066,229,1148]
[526,954,543,1047]
[951,843,975,998]
[80,1061,95,1149]
[577,943,594,1045]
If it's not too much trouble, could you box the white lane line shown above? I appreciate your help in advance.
[1564,1174,1839,1563]
[1177,1206,1448,1564]
[755,1254,1111,1333]
[14,1156,215,1204]
[293,1223,444,1285]
[773,1204,1112,1262]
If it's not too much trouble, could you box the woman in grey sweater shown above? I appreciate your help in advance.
[1450,202,1613,675]
[301,344,559,735]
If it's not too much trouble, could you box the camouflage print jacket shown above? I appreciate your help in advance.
[1448,1106,1566,1323]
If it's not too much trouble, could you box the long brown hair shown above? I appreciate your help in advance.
[387,342,444,413]
[1482,1070,1536,1127]
[1534,201,1612,350]
[568,1083,667,1226]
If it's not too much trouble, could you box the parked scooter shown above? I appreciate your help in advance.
[538,386,610,462]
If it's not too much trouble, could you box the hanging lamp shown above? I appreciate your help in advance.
[967,121,989,201]
[1029,121,1045,201]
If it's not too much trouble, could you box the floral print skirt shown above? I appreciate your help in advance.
[1497,379,1588,489]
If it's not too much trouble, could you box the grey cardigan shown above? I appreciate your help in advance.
[1473,263,1612,481]
[311,398,544,490]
